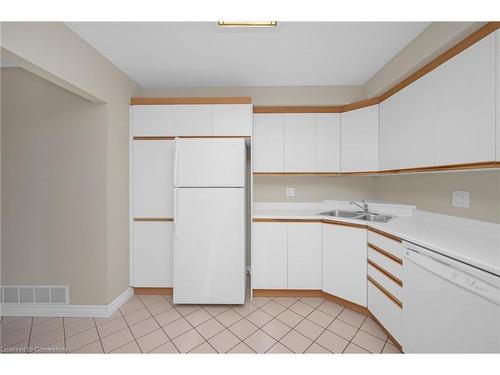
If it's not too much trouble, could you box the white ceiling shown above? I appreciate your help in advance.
[67,22,430,88]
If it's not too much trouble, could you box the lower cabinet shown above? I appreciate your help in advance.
[322,224,367,307]
[132,221,173,287]
[367,281,402,344]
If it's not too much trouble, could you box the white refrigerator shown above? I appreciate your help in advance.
[173,138,246,304]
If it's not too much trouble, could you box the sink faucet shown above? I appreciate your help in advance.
[350,200,369,212]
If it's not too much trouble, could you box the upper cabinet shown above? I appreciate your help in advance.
[496,30,500,161]
[131,103,252,137]
[380,33,496,170]
[341,105,379,172]
[253,113,341,173]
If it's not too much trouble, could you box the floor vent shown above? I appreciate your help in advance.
[1,286,69,304]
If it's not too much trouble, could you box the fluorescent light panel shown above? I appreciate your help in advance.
[218,21,277,28]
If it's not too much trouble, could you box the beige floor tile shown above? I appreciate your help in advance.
[317,300,344,318]
[299,297,325,308]
[294,319,324,341]
[1,326,31,347]
[150,341,179,353]
[130,317,160,339]
[203,305,229,317]
[71,340,103,353]
[266,342,293,353]
[120,300,145,315]
[228,341,254,353]
[228,318,258,340]
[196,318,225,340]
[261,319,291,341]
[32,317,54,326]
[344,342,370,354]
[360,318,388,340]
[185,309,212,327]
[3,339,29,352]
[147,300,173,316]
[94,310,121,326]
[172,329,205,353]
[305,343,331,353]
[63,317,92,326]
[30,327,64,348]
[260,301,287,317]
[123,308,152,326]
[155,308,182,327]
[351,330,385,353]
[249,297,270,307]
[66,327,99,353]
[164,295,174,304]
[327,319,358,341]
[289,301,315,317]
[123,295,140,304]
[216,309,243,327]
[190,341,217,353]
[337,308,366,328]
[208,329,240,353]
[273,297,298,308]
[64,318,95,338]
[31,318,63,338]
[244,330,276,353]
[139,295,165,306]
[174,305,201,316]
[0,317,32,336]
[231,303,257,317]
[306,309,335,328]
[276,309,303,328]
[382,342,402,354]
[137,328,169,353]
[111,341,142,353]
[280,330,313,353]
[246,309,273,328]
[316,330,349,353]
[163,317,192,339]
[96,316,128,338]
[101,327,134,353]
[32,340,65,354]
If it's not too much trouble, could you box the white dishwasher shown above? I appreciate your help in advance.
[402,241,500,353]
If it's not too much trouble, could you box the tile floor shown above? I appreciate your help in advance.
[0,294,402,354]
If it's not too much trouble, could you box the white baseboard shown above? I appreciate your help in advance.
[0,287,133,318]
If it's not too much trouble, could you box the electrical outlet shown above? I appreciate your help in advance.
[286,187,295,197]
[452,191,470,208]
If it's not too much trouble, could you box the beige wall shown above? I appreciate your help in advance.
[1,68,109,304]
[1,22,138,305]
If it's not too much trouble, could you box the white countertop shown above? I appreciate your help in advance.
[253,202,500,277]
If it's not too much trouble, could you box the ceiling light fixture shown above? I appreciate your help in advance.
[217,21,277,28]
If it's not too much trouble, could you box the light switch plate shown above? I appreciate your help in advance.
[286,187,295,197]
[452,191,470,208]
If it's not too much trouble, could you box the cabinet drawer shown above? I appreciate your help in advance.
[368,264,402,301]
[368,247,402,280]
[368,281,403,344]
[368,230,402,261]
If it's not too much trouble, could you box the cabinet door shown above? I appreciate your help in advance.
[287,223,322,289]
[497,30,500,161]
[131,105,175,136]
[132,140,174,218]
[322,224,367,306]
[213,104,252,136]
[252,223,287,289]
[341,105,379,172]
[315,114,341,172]
[284,114,316,172]
[253,114,284,172]
[172,105,212,136]
[132,221,173,287]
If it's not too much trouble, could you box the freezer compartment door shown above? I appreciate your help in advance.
[175,138,246,187]
[173,188,245,304]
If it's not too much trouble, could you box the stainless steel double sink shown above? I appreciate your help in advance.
[318,209,393,223]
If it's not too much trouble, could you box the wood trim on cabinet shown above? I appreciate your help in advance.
[253,172,342,177]
[133,287,173,295]
[368,276,403,309]
[134,136,250,140]
[321,219,367,229]
[252,217,366,229]
[133,218,174,222]
[322,291,370,316]
[130,97,252,105]
[368,228,402,243]
[368,243,403,265]
[368,259,403,287]
[252,289,324,298]
[368,312,403,352]
[252,23,500,115]
[133,136,176,140]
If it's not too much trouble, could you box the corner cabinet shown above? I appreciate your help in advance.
[322,223,367,307]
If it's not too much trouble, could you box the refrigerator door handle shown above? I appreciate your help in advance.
[173,138,179,187]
